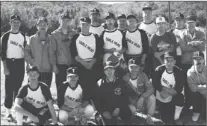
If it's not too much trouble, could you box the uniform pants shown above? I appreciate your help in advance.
[4,58,25,109]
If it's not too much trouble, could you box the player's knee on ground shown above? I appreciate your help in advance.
[128,104,136,115]
[146,95,156,115]
[59,110,69,124]
[84,105,95,119]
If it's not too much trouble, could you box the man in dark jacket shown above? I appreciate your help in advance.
[96,61,132,125]
[152,52,185,124]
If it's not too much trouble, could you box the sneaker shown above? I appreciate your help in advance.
[146,115,154,125]
[192,113,200,122]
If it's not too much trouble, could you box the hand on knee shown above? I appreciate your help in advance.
[58,110,69,124]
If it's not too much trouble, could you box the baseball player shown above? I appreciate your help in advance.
[187,52,207,122]
[125,14,149,64]
[50,11,76,100]
[152,52,185,124]
[1,14,26,120]
[96,61,132,125]
[57,67,95,125]
[89,8,105,37]
[70,17,103,102]
[25,17,54,87]
[100,12,127,63]
[14,66,57,125]
[123,58,156,124]
[117,14,127,33]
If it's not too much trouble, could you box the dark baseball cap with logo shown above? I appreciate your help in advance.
[104,61,116,69]
[27,66,39,74]
[164,52,176,59]
[105,12,115,19]
[67,67,78,76]
[175,13,184,20]
[128,58,141,67]
[10,14,21,21]
[193,51,204,60]
[142,5,152,11]
[127,15,136,20]
[80,17,91,24]
[90,8,100,14]
[186,15,197,23]
[117,14,126,19]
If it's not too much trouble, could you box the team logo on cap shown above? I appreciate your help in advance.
[114,88,121,95]
[159,17,162,21]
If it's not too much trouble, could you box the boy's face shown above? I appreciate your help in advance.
[129,65,140,74]
[37,21,48,32]
[28,71,39,82]
[127,18,137,27]
[104,67,115,78]
[90,13,100,22]
[164,57,176,69]
[67,74,79,86]
[60,18,70,28]
[10,20,21,30]
[194,59,205,73]
[117,18,127,29]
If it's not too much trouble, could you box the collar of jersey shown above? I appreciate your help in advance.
[105,28,117,33]
[127,28,138,33]
[91,24,101,27]
[9,31,20,34]
[143,21,154,25]
[28,82,40,91]
[80,33,92,36]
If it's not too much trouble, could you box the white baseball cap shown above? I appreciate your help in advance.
[156,16,166,24]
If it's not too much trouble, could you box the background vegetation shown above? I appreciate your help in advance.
[1,1,206,36]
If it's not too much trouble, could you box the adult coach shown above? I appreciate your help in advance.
[25,17,53,87]
[50,11,76,100]
[89,8,105,37]
[1,14,26,119]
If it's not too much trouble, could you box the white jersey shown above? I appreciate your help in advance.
[156,70,176,103]
[90,25,105,37]
[139,21,157,38]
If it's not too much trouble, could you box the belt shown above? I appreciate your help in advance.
[6,58,24,61]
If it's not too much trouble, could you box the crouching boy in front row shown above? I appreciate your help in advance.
[14,67,58,125]
[57,67,95,125]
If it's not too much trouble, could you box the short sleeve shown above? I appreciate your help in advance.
[40,83,52,102]
[16,85,28,99]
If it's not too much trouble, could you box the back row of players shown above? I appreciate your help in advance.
[1,5,206,125]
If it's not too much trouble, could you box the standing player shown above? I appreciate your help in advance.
[123,58,156,124]
[1,14,26,120]
[117,14,127,33]
[125,14,149,64]
[50,11,76,100]
[57,67,95,125]
[173,13,186,68]
[187,52,206,122]
[70,17,103,101]
[14,67,57,125]
[96,61,132,125]
[152,52,185,124]
[89,8,105,37]
[100,12,127,63]
[150,16,176,71]
[25,17,53,87]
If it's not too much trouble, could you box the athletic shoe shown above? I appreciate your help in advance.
[192,113,200,122]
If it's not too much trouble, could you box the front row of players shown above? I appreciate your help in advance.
[14,51,206,125]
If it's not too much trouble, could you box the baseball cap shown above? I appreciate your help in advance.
[142,5,152,11]
[186,15,197,23]
[128,58,140,67]
[107,52,122,64]
[193,51,204,60]
[105,12,115,19]
[104,61,116,69]
[90,8,100,14]
[37,17,48,25]
[60,11,70,19]
[10,14,21,21]
[117,14,126,19]
[164,52,176,59]
[67,67,78,76]
[27,66,39,74]
[80,17,91,24]
[156,16,166,24]
[175,13,184,20]
[127,15,136,20]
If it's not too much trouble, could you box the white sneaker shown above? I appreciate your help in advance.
[192,113,200,121]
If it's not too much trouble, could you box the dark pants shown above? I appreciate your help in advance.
[21,100,51,125]
[191,92,206,115]
[4,58,25,109]
[144,54,154,78]
[103,105,132,125]
[55,64,69,100]
[176,56,182,68]
[38,72,53,88]
[157,94,184,124]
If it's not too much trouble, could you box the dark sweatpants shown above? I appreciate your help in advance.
[191,92,206,115]
[4,58,25,109]
[38,72,53,88]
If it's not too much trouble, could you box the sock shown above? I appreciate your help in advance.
[6,108,11,115]
[174,106,183,120]
[16,112,23,125]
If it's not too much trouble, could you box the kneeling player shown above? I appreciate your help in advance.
[14,67,57,125]
[123,58,156,124]
[57,67,95,125]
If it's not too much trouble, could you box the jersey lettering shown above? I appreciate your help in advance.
[79,40,95,53]
[106,37,121,48]
[126,37,141,48]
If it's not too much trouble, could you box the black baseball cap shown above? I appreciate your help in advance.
[104,61,116,69]
[10,14,21,21]
[27,66,39,74]
[105,12,115,19]
[67,67,78,76]
[60,11,70,19]
[193,51,204,60]
[127,15,136,20]
[142,5,152,11]
[90,8,100,14]
[128,58,140,67]
[117,14,126,19]
[186,15,197,23]
[164,52,176,59]
[175,13,184,20]
[80,17,91,24]
[37,17,48,25]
